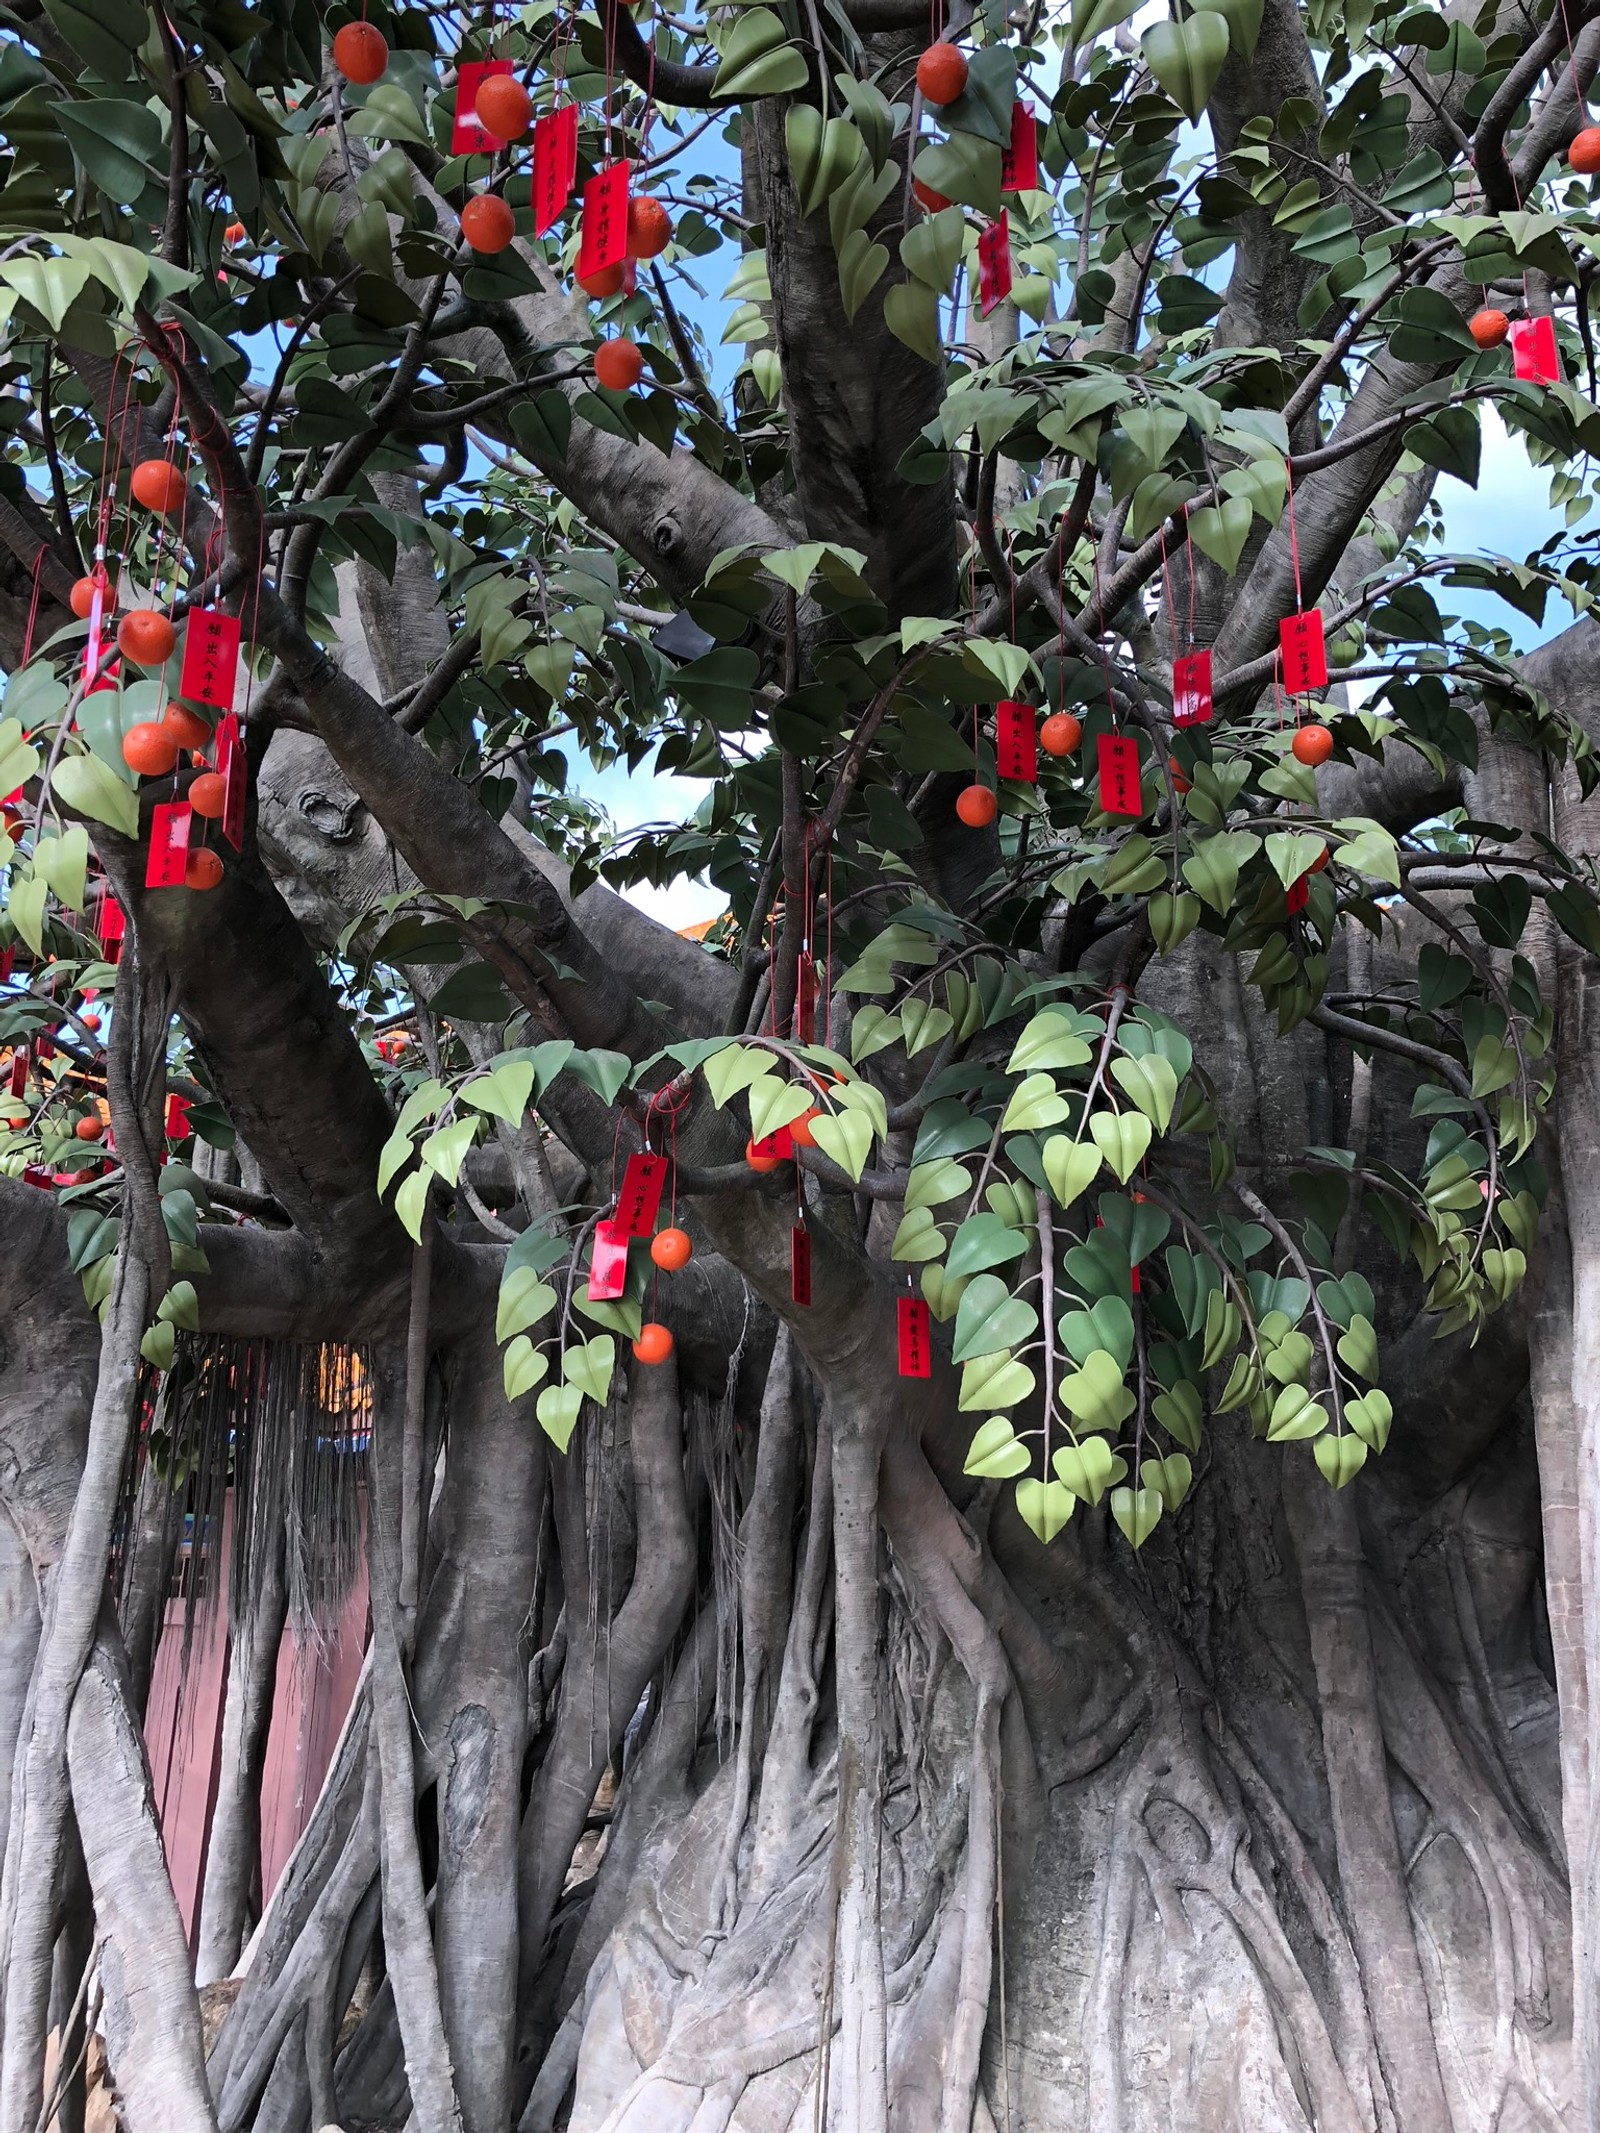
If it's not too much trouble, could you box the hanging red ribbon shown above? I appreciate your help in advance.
[215,713,247,850]
[144,802,192,888]
[532,103,579,234]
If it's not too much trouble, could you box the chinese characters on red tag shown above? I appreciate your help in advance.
[577,161,630,278]
[586,1220,629,1301]
[1172,650,1213,725]
[996,701,1037,783]
[452,60,513,155]
[1096,733,1142,816]
[179,609,240,711]
[1509,316,1560,384]
[897,1296,930,1378]
[614,1152,667,1237]
[1279,610,1327,694]
[532,104,578,235]
[977,213,1012,318]
[1000,102,1038,192]
[145,802,192,888]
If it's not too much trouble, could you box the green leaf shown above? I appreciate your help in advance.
[393,1168,430,1243]
[1111,1485,1164,1548]
[904,1158,971,1211]
[947,1212,1029,1279]
[503,1335,550,1401]
[1201,1290,1241,1370]
[1014,1478,1075,1543]
[921,1263,971,1321]
[1266,1384,1327,1441]
[891,1206,948,1261]
[952,1272,1038,1363]
[1060,1348,1136,1431]
[1345,1388,1393,1451]
[1001,1072,1072,1134]
[901,206,966,292]
[1070,0,1135,40]
[536,1382,583,1451]
[837,228,889,320]
[1141,12,1231,118]
[809,1107,873,1181]
[140,1320,176,1371]
[497,1269,558,1343]
[850,1007,903,1062]
[156,1280,200,1331]
[912,134,1002,219]
[50,753,137,840]
[883,281,943,365]
[52,100,162,206]
[964,1415,1033,1479]
[566,1049,632,1105]
[1059,1297,1134,1371]
[1052,1435,1124,1505]
[1089,1110,1151,1184]
[1109,1053,1178,1134]
[1141,1452,1193,1512]
[420,1117,479,1186]
[462,1060,536,1126]
[563,1334,616,1405]
[1314,1433,1367,1488]
[1195,0,1263,56]
[1008,1012,1093,1075]
[1042,1135,1101,1209]
[712,10,809,97]
[748,1076,815,1143]
[1153,1381,1203,1450]
[1334,827,1400,888]
[1335,1313,1379,1379]
[959,1349,1036,1410]
[1186,494,1253,575]
[703,1043,774,1107]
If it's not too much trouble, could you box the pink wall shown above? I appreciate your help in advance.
[142,1491,370,1950]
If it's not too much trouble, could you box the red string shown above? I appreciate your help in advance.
[1283,456,1305,615]
[19,549,46,666]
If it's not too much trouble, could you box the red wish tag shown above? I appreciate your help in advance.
[1285,874,1310,914]
[790,1223,812,1307]
[532,103,579,236]
[8,1048,26,1099]
[977,212,1012,318]
[453,59,514,155]
[1096,733,1142,817]
[996,701,1037,783]
[750,1125,794,1163]
[587,1219,630,1301]
[179,609,240,711]
[1510,315,1560,384]
[1279,611,1327,694]
[165,1093,192,1140]
[215,713,246,850]
[1001,102,1038,192]
[615,1151,668,1237]
[897,1296,931,1378]
[145,802,192,888]
[96,895,125,957]
[1172,649,1213,725]
[577,161,630,278]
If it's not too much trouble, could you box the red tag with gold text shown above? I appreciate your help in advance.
[179,609,240,711]
[897,1296,930,1378]
[977,212,1012,318]
[996,701,1037,783]
[452,60,514,155]
[1096,733,1142,817]
[791,1224,812,1306]
[532,104,579,235]
[1510,316,1560,384]
[615,1152,668,1237]
[1279,611,1327,694]
[577,161,630,278]
[1172,649,1213,725]
[1001,103,1038,192]
[145,802,192,888]
[215,713,246,850]
[587,1219,630,1301]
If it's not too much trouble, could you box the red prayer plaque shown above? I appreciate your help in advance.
[145,802,192,888]
[453,59,514,155]
[615,1151,668,1237]
[1279,610,1327,694]
[587,1218,629,1301]
[1285,873,1310,914]
[977,212,1012,318]
[532,104,579,236]
[1001,103,1038,192]
[897,1295,930,1378]
[790,1223,812,1306]
[577,161,630,278]
[1509,315,1560,384]
[0,947,12,982]
[215,713,246,850]
[165,1093,191,1139]
[35,1035,53,1062]
[750,1124,794,1162]
[8,1048,26,1098]
[1096,732,1142,817]
[1172,649,1213,725]
[996,700,1037,783]
[179,609,240,711]
[96,893,125,947]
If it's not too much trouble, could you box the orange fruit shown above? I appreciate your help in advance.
[912,178,952,213]
[1291,723,1333,767]
[117,610,176,667]
[474,72,531,140]
[1307,843,1329,873]
[1040,712,1081,756]
[594,338,644,391]
[577,260,626,299]
[916,42,968,104]
[1166,754,1191,795]
[74,1116,104,1142]
[188,771,226,818]
[163,702,212,751]
[1568,126,1600,174]
[650,1226,692,1271]
[332,20,388,83]
[956,784,997,827]
[69,576,102,620]
[626,196,673,258]
[1469,308,1509,349]
[745,1138,783,1173]
[633,1321,674,1364]
[460,193,515,253]
[122,721,180,778]
[224,220,246,246]
[130,459,186,515]
[185,847,224,891]
[788,1106,818,1148]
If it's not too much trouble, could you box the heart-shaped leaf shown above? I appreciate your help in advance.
[1089,1110,1152,1184]
[1263,1329,1314,1386]
[850,1006,902,1061]
[1059,1296,1134,1370]
[1052,1434,1123,1505]
[1141,11,1231,119]
[749,1076,817,1144]
[1345,1388,1393,1451]
[1042,1136,1101,1209]
[497,1269,558,1343]
[952,1273,1039,1363]
[921,1262,972,1321]
[891,1206,948,1261]
[959,1349,1036,1411]
[905,1158,971,1211]
[947,1212,1029,1278]
[1186,493,1254,575]
[1336,1313,1379,1380]
[1001,1072,1073,1134]
[1314,1432,1368,1488]
[1014,1477,1075,1543]
[964,1415,1033,1479]
[503,1335,549,1401]
[883,279,943,364]
[562,1335,615,1405]
[1266,1384,1328,1441]
[536,1382,583,1452]
[1152,1381,1203,1450]
[1140,1452,1192,1512]
[1059,1348,1135,1431]
[1111,1485,1164,1548]
[809,1107,874,1181]
[1201,1291,1242,1370]
[703,1043,774,1108]
[1008,1013,1093,1075]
